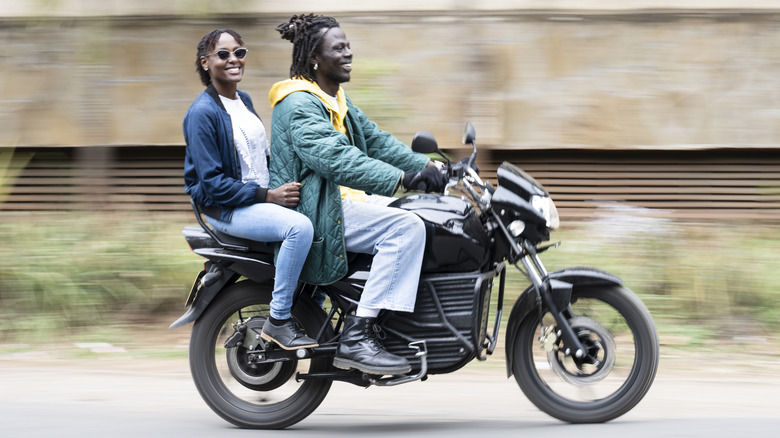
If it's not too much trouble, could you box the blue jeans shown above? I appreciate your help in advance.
[342,196,426,312]
[208,203,314,320]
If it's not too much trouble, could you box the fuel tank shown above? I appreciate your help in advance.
[390,194,490,273]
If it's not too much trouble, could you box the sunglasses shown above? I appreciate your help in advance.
[205,47,248,61]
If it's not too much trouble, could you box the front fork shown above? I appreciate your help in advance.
[491,206,587,360]
[518,243,586,360]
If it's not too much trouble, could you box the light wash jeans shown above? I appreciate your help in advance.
[208,203,314,320]
[342,195,426,312]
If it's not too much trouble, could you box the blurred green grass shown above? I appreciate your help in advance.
[1,209,778,349]
[0,212,199,341]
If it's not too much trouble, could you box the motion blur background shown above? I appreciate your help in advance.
[1,1,779,370]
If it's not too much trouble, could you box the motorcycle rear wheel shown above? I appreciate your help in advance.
[512,284,659,423]
[189,280,333,429]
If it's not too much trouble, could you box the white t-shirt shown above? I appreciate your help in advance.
[325,93,340,112]
[219,95,270,187]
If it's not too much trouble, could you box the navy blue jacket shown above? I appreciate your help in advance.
[183,84,267,221]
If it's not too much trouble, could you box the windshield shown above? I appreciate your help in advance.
[497,162,548,197]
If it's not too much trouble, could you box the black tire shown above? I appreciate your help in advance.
[189,280,333,429]
[511,285,659,423]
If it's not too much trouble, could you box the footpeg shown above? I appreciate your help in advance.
[371,340,428,386]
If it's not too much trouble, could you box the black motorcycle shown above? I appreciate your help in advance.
[171,123,659,429]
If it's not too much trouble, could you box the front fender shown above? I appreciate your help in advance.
[504,267,622,378]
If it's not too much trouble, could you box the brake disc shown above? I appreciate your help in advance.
[546,316,616,386]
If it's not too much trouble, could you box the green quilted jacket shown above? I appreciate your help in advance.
[269,86,429,285]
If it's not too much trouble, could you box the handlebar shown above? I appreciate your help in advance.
[436,158,492,208]
[411,123,488,203]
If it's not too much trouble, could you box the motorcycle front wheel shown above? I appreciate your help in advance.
[189,280,333,429]
[512,284,659,423]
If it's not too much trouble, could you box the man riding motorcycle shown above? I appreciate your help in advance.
[269,14,447,375]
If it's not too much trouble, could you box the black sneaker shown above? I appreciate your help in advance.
[260,318,318,350]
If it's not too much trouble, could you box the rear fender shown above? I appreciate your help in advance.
[504,267,622,377]
[192,248,275,283]
[169,262,238,329]
[172,214,278,328]
[168,250,275,329]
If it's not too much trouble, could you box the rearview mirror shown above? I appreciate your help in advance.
[462,123,476,145]
[411,131,439,154]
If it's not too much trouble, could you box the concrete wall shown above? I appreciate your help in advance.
[3,4,780,149]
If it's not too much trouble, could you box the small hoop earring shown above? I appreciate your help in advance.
[314,63,318,71]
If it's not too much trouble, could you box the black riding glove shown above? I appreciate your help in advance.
[402,165,448,193]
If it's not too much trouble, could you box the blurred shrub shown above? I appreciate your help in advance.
[0,212,199,340]
[0,148,33,204]
[542,204,780,341]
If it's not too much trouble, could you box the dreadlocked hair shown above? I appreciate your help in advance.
[276,14,340,81]
[194,29,244,86]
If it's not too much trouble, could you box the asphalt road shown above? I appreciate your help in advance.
[1,349,779,438]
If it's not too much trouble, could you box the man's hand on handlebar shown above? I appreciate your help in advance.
[402,165,448,193]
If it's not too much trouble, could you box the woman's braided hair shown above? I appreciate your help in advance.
[276,14,340,81]
[194,29,244,86]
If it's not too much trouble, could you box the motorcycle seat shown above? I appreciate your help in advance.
[210,228,275,255]
[188,199,369,265]
[188,199,274,256]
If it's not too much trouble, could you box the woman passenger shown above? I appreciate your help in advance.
[183,29,316,350]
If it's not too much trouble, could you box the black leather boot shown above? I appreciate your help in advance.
[333,315,412,375]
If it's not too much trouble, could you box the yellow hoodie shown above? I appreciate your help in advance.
[269,78,365,201]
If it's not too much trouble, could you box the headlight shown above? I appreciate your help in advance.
[531,195,560,230]
[508,220,525,237]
